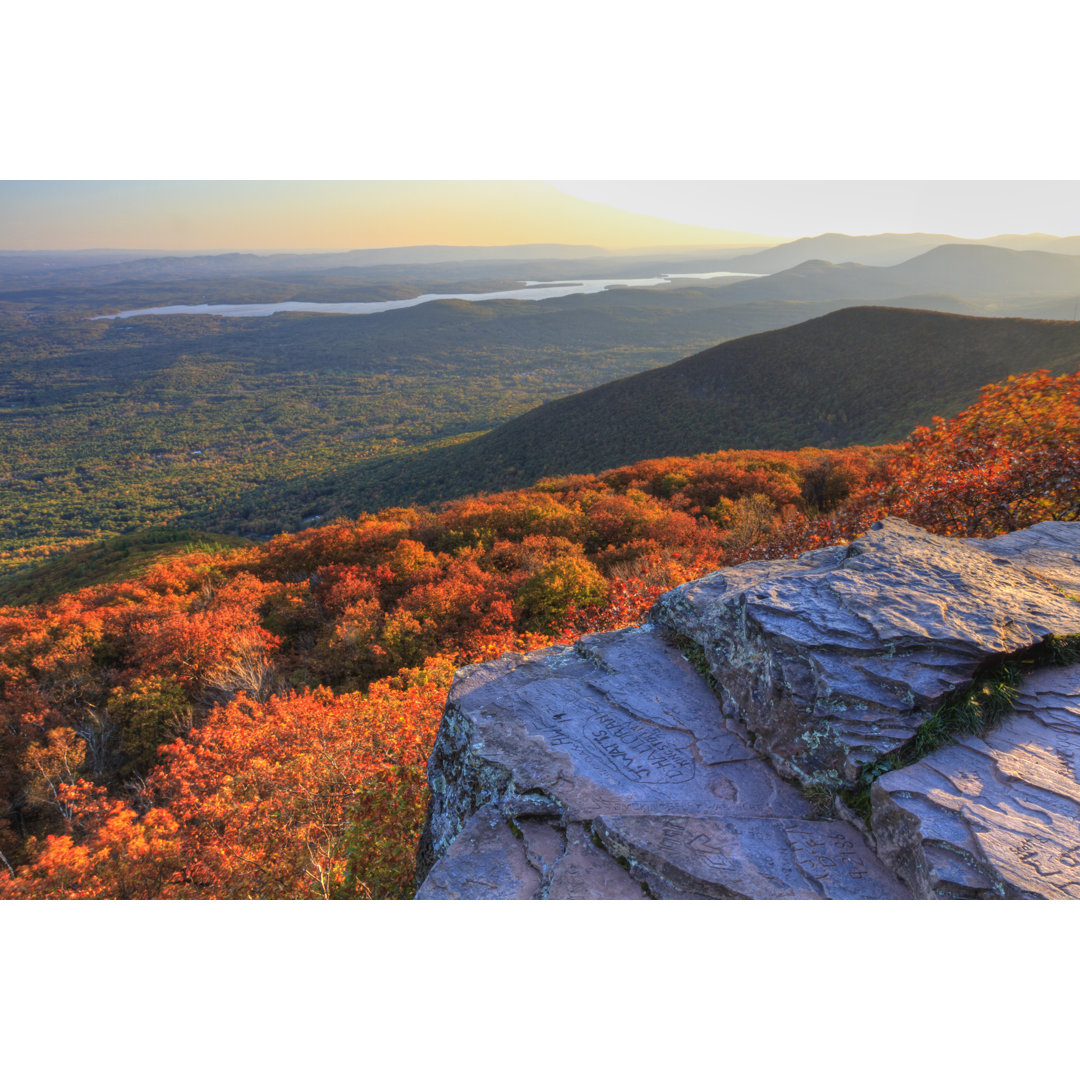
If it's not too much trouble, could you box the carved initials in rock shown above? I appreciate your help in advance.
[1014,839,1080,892]
[783,825,869,881]
[538,704,696,785]
[655,820,737,873]
[685,832,738,873]
[1055,747,1078,781]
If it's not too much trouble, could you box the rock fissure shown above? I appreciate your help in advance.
[849,633,1080,797]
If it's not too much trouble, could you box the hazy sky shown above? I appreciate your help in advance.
[549,181,1080,242]
[0,180,776,251]
[4,179,1080,252]
[4,4,1079,251]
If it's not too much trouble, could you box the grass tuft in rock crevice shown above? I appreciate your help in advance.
[844,632,1080,821]
[671,632,719,691]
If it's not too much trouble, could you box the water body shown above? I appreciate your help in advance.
[92,270,761,320]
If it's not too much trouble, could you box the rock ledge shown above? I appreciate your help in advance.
[417,519,1080,899]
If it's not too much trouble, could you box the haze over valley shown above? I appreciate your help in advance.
[4,182,1080,582]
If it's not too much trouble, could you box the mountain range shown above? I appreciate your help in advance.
[10,227,1080,562]
[714,244,1080,304]
[9,232,1080,304]
[719,232,1080,274]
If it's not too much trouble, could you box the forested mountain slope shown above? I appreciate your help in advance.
[0,285,847,571]
[245,307,1080,521]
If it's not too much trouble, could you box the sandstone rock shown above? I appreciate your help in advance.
[594,814,909,899]
[415,805,541,900]
[417,517,1080,900]
[651,518,1080,787]
[415,808,649,900]
[871,663,1080,899]
[964,519,1080,596]
[417,623,906,899]
[545,823,648,900]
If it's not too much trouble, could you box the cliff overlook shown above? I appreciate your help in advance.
[417,518,1080,899]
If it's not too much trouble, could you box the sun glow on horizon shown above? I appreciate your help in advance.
[5,179,1080,255]
[0,181,777,253]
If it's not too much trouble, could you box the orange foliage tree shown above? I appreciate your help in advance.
[880,369,1080,536]
[2,677,447,899]
[752,367,1080,562]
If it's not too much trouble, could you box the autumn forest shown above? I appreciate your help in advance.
[2,364,1078,897]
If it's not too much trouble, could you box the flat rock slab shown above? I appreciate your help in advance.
[595,814,910,899]
[964,520,1080,597]
[545,823,649,900]
[871,663,1080,899]
[417,623,907,899]
[651,517,1080,786]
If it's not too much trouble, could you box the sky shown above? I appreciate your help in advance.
[5,4,1079,251]
[4,178,1080,252]
[550,180,1080,242]
[0,180,776,251]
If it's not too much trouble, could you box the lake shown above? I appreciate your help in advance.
[92,270,761,319]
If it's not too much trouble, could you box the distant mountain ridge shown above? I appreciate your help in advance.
[9,233,1080,302]
[0,243,768,296]
[0,245,616,287]
[716,244,1080,304]
[722,232,1080,273]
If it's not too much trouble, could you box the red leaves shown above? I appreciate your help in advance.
[883,369,1080,536]
[555,576,666,638]
[3,680,447,899]
[2,443,895,896]
[747,366,1080,560]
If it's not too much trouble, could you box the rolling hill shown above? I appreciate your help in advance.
[225,306,1080,524]
[716,245,1080,304]
[721,232,1080,274]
